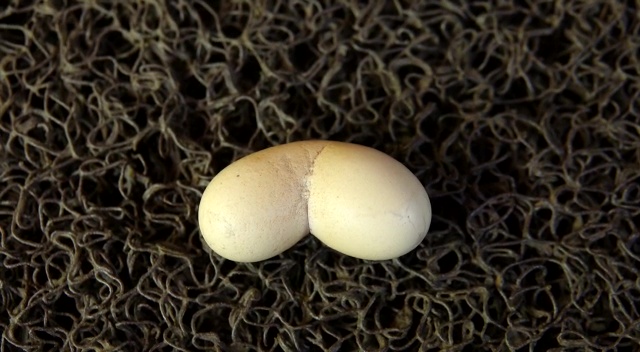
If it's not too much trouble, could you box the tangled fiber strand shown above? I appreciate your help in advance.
[1,0,640,351]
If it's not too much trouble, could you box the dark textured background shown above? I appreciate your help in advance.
[1,0,639,351]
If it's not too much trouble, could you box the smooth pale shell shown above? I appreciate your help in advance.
[198,140,432,262]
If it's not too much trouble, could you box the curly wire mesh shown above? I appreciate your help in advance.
[1,0,640,351]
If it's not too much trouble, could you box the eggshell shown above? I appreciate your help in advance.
[198,140,432,262]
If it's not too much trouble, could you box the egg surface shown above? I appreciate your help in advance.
[198,140,431,262]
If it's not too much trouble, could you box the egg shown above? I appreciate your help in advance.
[198,140,432,262]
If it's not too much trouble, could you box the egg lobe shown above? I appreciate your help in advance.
[307,142,432,260]
[198,141,325,262]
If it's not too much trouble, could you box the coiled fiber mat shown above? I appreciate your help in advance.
[1,1,639,351]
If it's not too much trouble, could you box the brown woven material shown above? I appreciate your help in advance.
[1,1,639,351]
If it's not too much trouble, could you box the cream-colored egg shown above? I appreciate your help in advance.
[198,140,432,262]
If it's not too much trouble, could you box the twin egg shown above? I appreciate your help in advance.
[197,140,432,262]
